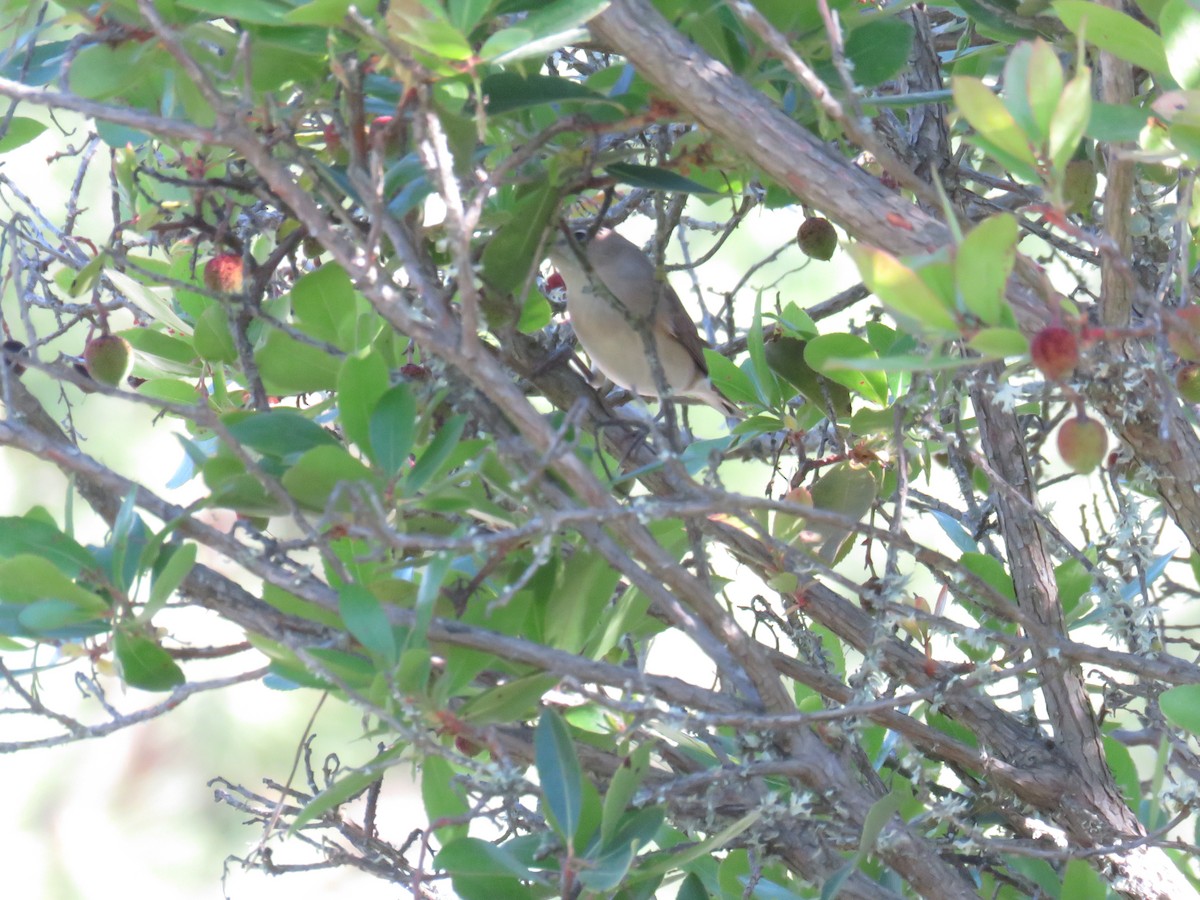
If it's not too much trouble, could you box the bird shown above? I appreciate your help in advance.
[545,225,740,417]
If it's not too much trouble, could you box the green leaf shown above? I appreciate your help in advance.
[1053,0,1171,75]
[844,16,914,87]
[481,72,609,114]
[338,584,397,665]
[387,0,474,60]
[762,337,853,416]
[481,0,610,64]
[820,862,856,900]
[955,213,1017,326]
[957,0,1044,40]
[448,0,494,31]
[804,335,889,405]
[292,262,358,350]
[809,463,878,563]
[1055,555,1094,617]
[601,743,652,845]
[406,414,468,494]
[422,755,470,841]
[458,673,559,725]
[952,76,1040,174]
[281,445,378,510]
[858,781,911,858]
[367,382,417,476]
[604,163,720,195]
[113,630,185,691]
[536,708,584,844]
[1102,734,1140,803]
[435,837,534,900]
[960,551,1018,603]
[288,754,397,835]
[0,117,47,154]
[262,582,341,628]
[545,550,622,654]
[481,184,559,296]
[1048,67,1092,173]
[1004,40,1063,145]
[1087,101,1152,142]
[15,597,103,634]
[108,489,141,593]
[178,0,295,24]
[255,329,341,395]
[1160,684,1200,734]
[193,305,238,363]
[338,351,390,453]
[705,350,762,406]
[226,409,338,458]
[1162,0,1200,89]
[642,810,761,876]
[0,554,108,612]
[678,872,711,900]
[848,244,959,333]
[579,807,664,890]
[0,516,95,575]
[967,327,1029,357]
[144,542,196,621]
[121,327,201,376]
[104,269,192,334]
[1061,859,1108,898]
[283,0,379,25]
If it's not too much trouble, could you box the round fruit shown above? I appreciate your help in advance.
[1057,415,1108,474]
[203,254,244,293]
[1177,364,1200,403]
[1167,306,1200,362]
[322,122,341,153]
[1030,326,1079,380]
[1062,158,1097,217]
[797,216,837,261]
[83,334,134,387]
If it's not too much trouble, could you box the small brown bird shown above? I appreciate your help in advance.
[546,226,739,417]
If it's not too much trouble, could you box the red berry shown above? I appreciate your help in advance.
[399,363,430,380]
[368,115,400,152]
[1057,415,1108,474]
[1030,326,1079,380]
[322,122,341,152]
[203,254,244,293]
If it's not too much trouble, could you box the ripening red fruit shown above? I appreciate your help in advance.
[784,485,812,506]
[204,254,244,293]
[368,115,401,153]
[1057,415,1108,474]
[1177,364,1200,403]
[399,363,430,380]
[1030,326,1079,380]
[1167,306,1200,362]
[797,216,837,261]
[322,122,341,152]
[454,735,483,757]
[83,334,134,387]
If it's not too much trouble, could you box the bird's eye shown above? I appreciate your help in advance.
[572,229,588,242]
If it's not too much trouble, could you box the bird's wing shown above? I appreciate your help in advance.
[655,282,711,376]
